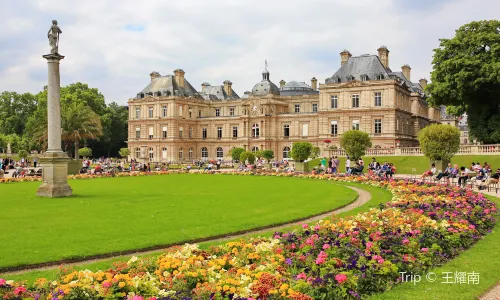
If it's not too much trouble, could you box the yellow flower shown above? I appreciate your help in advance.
[118,282,126,288]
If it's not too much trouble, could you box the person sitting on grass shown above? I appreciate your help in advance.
[478,168,500,190]
[421,163,436,180]
[435,163,453,180]
[204,162,214,172]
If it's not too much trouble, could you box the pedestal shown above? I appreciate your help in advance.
[36,152,73,197]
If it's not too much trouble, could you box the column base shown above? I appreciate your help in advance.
[36,152,73,198]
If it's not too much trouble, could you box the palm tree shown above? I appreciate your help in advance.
[61,102,103,159]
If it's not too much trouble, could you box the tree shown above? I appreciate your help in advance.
[17,150,28,159]
[119,148,130,158]
[0,91,38,136]
[340,130,372,160]
[261,150,274,162]
[90,102,128,157]
[310,146,321,159]
[78,147,92,158]
[240,151,256,164]
[290,142,313,162]
[427,20,500,143]
[231,147,245,162]
[418,124,460,161]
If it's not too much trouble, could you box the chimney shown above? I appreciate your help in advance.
[419,78,428,90]
[201,82,210,93]
[311,77,317,90]
[401,64,411,81]
[173,69,185,87]
[377,46,390,69]
[279,79,286,88]
[149,71,161,82]
[340,49,352,65]
[223,80,233,97]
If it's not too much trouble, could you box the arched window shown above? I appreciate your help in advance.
[148,147,154,161]
[188,147,193,159]
[201,147,208,158]
[162,147,167,159]
[178,147,183,160]
[252,123,259,137]
[216,147,223,158]
[251,146,259,153]
[135,148,141,158]
[283,146,290,158]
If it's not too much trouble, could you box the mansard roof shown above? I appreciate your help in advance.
[200,85,240,101]
[326,55,390,84]
[280,81,319,96]
[138,75,201,98]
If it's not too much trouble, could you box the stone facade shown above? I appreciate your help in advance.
[127,47,441,162]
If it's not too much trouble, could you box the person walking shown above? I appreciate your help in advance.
[345,156,351,174]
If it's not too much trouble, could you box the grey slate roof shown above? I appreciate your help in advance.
[326,55,390,84]
[200,85,240,101]
[280,81,319,96]
[138,75,201,98]
[388,71,424,93]
[251,71,280,96]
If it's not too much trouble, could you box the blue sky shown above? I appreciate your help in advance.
[0,0,498,104]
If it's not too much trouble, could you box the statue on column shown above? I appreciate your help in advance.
[47,20,62,54]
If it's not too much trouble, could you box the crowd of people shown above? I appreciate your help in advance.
[0,157,40,178]
[421,161,499,189]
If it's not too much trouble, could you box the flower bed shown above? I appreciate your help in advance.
[0,175,498,300]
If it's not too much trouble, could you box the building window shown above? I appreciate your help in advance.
[229,107,235,116]
[189,111,192,118]
[198,110,202,117]
[217,126,222,139]
[148,147,154,161]
[162,147,167,159]
[215,108,220,117]
[252,123,259,138]
[189,127,193,139]
[216,147,223,158]
[294,104,301,113]
[331,121,338,135]
[179,127,183,138]
[251,146,259,153]
[179,105,183,116]
[312,103,318,112]
[178,148,183,160]
[232,126,238,138]
[331,95,338,108]
[374,119,382,134]
[162,126,167,139]
[148,107,154,118]
[283,124,290,137]
[188,147,193,159]
[302,123,309,137]
[352,95,359,108]
[202,128,207,139]
[162,105,167,117]
[135,107,141,119]
[201,147,208,158]
[352,120,360,130]
[374,92,382,107]
[376,74,384,80]
[283,147,290,159]
[148,127,153,139]
[135,147,140,158]
[135,127,140,139]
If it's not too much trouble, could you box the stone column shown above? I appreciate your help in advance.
[37,53,73,198]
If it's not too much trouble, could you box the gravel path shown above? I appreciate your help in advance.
[1,185,370,276]
[480,284,500,300]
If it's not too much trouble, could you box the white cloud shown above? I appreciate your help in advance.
[0,0,498,104]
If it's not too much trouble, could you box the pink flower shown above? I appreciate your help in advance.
[129,296,144,300]
[485,209,491,214]
[102,282,112,288]
[14,286,26,295]
[296,272,307,280]
[366,242,373,249]
[322,244,330,250]
[0,278,6,285]
[314,225,321,230]
[421,248,429,252]
[339,234,346,238]
[335,274,348,284]
[469,224,475,229]
[302,223,308,229]
[377,259,385,264]
[148,298,157,300]
[402,239,410,245]
[315,251,328,265]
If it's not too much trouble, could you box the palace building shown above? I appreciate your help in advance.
[127,46,441,162]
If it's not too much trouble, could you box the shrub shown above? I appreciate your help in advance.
[239,151,256,164]
[291,142,313,162]
[119,148,130,158]
[78,147,92,158]
[17,150,28,159]
[261,150,274,162]
[418,124,460,161]
[310,146,321,159]
[340,130,372,160]
[231,147,245,162]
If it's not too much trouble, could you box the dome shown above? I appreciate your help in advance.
[281,81,313,91]
[251,70,280,96]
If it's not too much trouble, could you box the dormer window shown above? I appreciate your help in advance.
[376,74,384,80]
[337,77,342,83]
[347,75,355,81]
[361,74,369,81]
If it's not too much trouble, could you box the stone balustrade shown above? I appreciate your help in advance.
[325,144,500,157]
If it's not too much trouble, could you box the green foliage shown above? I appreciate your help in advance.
[310,146,321,159]
[17,150,28,159]
[291,142,313,162]
[78,147,92,158]
[0,91,38,136]
[240,151,256,164]
[340,130,372,160]
[262,150,274,162]
[418,124,460,161]
[254,150,263,159]
[119,148,130,158]
[428,20,500,143]
[231,147,245,162]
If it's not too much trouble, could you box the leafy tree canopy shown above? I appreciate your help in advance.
[418,124,460,161]
[0,91,38,136]
[231,147,245,162]
[428,20,500,143]
[340,130,372,160]
[78,147,92,158]
[240,151,256,164]
[119,148,130,158]
[262,150,274,162]
[291,142,313,162]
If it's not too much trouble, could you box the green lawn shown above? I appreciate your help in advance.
[307,155,500,174]
[0,174,356,270]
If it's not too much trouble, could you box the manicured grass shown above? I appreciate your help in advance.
[0,174,357,269]
[3,182,392,284]
[307,155,500,174]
